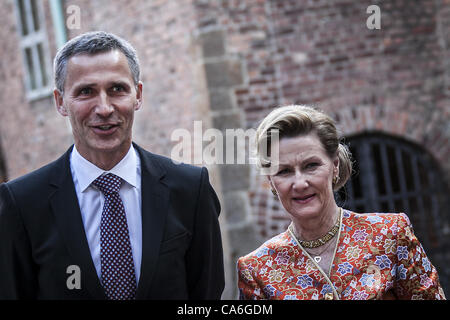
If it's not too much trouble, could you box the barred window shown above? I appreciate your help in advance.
[14,0,52,100]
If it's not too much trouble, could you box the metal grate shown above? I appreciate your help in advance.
[336,133,450,296]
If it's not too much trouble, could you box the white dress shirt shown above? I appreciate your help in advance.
[70,145,142,283]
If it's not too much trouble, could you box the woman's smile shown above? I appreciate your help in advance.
[292,193,316,204]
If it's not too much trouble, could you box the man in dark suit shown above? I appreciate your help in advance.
[0,31,224,299]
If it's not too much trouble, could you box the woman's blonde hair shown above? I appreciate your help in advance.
[255,105,352,191]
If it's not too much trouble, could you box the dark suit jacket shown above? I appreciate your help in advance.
[0,144,224,299]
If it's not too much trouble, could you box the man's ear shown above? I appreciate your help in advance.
[54,89,68,116]
[134,81,143,111]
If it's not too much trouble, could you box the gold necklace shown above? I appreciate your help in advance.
[289,208,341,249]
[307,237,337,263]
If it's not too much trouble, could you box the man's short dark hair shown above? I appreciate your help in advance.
[53,31,140,93]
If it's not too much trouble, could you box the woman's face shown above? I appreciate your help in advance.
[269,133,339,221]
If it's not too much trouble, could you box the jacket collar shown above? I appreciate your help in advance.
[132,143,169,299]
[49,145,106,299]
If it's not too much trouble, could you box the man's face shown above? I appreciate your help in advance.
[54,50,142,162]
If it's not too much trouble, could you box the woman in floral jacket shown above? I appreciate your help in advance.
[238,105,445,300]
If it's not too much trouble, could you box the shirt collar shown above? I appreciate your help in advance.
[70,145,139,192]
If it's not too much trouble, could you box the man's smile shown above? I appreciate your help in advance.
[90,123,120,135]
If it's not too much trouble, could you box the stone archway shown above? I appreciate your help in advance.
[328,105,450,186]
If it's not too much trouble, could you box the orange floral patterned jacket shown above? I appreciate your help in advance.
[237,210,446,300]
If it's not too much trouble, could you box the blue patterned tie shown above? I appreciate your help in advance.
[92,173,137,300]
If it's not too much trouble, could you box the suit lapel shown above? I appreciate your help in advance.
[49,147,106,299]
[133,144,170,299]
[48,144,170,299]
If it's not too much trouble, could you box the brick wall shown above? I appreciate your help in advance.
[194,0,449,159]
[193,0,450,297]
[64,0,214,159]
[192,0,449,214]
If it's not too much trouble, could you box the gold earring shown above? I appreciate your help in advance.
[333,175,340,185]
